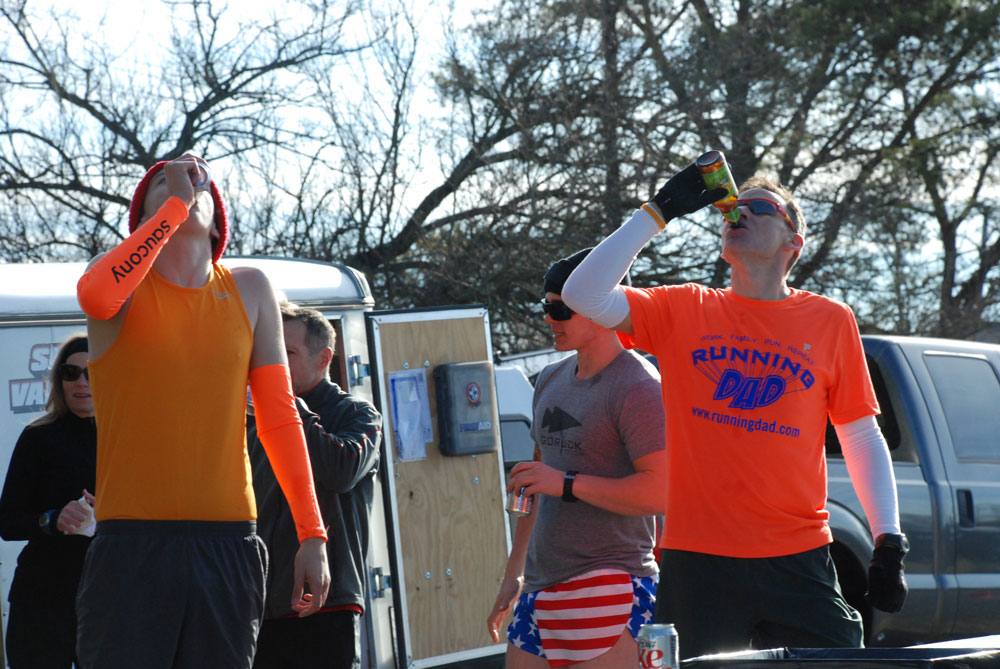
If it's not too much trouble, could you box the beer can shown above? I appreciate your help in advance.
[192,158,213,193]
[637,622,679,669]
[696,150,740,224]
[506,487,533,517]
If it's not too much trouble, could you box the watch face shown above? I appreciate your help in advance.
[38,512,49,527]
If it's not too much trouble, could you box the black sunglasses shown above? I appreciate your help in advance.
[736,197,796,233]
[59,363,90,382]
[540,299,575,321]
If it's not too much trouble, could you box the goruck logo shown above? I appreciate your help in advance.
[540,407,583,453]
[541,407,581,432]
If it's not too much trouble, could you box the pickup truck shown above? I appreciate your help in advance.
[827,335,1000,646]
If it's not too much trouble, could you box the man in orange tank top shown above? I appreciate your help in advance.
[75,154,330,668]
[562,166,909,659]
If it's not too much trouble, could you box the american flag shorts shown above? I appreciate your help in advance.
[506,569,657,667]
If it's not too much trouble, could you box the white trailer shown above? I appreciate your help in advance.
[0,258,535,668]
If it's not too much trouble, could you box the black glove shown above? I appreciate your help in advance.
[651,163,730,222]
[865,533,909,613]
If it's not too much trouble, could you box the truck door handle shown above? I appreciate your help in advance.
[957,489,975,527]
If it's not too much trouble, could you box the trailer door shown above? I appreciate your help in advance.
[366,306,509,668]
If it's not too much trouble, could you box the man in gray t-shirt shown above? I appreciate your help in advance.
[487,248,667,669]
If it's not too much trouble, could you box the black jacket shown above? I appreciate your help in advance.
[0,412,96,604]
[248,379,382,618]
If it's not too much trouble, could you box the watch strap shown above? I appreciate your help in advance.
[562,470,579,503]
[38,509,57,535]
[874,532,909,554]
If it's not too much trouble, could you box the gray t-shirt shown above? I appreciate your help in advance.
[524,349,665,591]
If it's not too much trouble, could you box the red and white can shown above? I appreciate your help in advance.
[637,623,679,669]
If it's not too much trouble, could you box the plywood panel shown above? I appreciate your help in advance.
[374,316,507,661]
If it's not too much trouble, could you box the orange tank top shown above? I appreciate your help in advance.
[90,264,256,521]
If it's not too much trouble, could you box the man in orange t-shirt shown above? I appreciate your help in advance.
[562,166,909,659]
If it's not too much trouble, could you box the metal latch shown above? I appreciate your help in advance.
[348,355,370,388]
[370,567,392,599]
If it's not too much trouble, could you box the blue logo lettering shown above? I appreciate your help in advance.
[712,369,787,409]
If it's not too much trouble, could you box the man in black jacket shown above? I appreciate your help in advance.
[249,303,382,669]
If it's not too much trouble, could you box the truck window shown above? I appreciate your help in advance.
[924,353,1000,462]
[826,354,905,460]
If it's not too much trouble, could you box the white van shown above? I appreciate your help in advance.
[0,257,535,668]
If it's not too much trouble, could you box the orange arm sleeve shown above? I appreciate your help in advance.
[249,364,328,543]
[76,196,188,319]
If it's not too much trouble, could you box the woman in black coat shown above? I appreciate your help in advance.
[0,334,97,668]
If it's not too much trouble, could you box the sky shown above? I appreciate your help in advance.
[4,0,485,225]
[16,0,475,66]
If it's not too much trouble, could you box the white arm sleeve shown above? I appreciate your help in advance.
[562,206,662,328]
[835,415,901,539]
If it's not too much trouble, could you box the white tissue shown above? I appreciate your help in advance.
[75,494,96,537]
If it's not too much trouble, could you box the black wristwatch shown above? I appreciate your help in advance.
[38,510,55,534]
[874,532,909,554]
[562,470,579,503]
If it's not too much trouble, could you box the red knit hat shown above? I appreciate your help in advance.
[128,160,229,263]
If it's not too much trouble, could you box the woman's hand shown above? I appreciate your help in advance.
[56,489,95,535]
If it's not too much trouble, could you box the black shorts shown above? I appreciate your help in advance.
[655,544,863,660]
[76,519,268,669]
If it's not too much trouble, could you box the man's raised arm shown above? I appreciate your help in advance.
[563,163,726,333]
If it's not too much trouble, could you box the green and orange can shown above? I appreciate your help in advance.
[697,150,740,224]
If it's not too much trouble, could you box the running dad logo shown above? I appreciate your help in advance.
[693,344,816,410]
[8,342,59,414]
